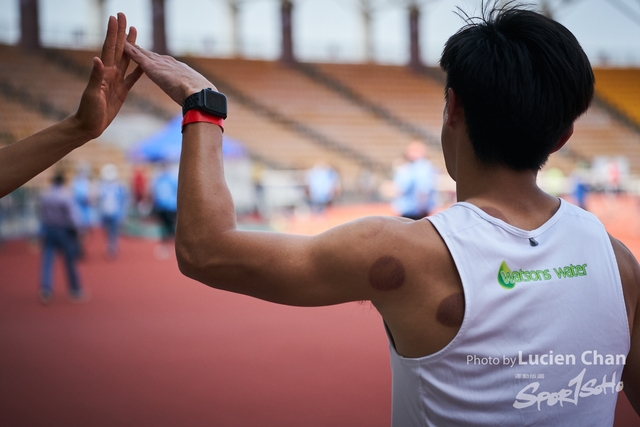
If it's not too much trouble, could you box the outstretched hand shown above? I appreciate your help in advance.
[123,40,215,106]
[73,13,143,139]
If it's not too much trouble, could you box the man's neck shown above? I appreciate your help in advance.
[455,163,560,231]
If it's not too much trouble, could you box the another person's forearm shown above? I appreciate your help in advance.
[0,116,93,197]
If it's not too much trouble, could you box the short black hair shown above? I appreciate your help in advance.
[439,1,594,170]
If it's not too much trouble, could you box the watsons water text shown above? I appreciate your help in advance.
[498,261,588,289]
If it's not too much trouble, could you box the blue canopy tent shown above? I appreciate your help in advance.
[128,114,247,163]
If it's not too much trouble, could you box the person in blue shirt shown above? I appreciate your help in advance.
[98,164,128,259]
[392,141,436,220]
[151,163,178,258]
[71,164,96,228]
[71,163,97,259]
[305,162,341,214]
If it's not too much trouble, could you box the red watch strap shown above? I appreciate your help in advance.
[182,110,225,133]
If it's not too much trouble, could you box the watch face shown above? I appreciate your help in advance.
[203,90,228,118]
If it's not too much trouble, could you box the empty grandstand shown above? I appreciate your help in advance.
[2,44,640,191]
[1,0,640,203]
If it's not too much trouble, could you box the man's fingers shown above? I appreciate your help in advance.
[100,15,118,68]
[124,41,154,67]
[123,41,144,66]
[113,12,127,67]
[123,41,214,105]
[118,25,137,75]
[132,42,154,59]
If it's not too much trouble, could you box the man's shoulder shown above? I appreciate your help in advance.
[349,215,445,256]
[609,235,640,295]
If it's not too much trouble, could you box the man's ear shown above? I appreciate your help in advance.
[444,88,463,126]
[550,123,574,154]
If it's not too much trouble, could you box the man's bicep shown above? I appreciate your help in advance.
[294,215,415,305]
[185,216,403,307]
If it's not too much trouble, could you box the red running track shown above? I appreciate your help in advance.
[0,235,391,427]
[1,197,639,426]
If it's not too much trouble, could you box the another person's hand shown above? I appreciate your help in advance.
[73,12,143,140]
[123,39,215,106]
[0,12,144,198]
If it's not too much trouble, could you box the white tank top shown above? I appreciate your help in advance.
[389,200,630,426]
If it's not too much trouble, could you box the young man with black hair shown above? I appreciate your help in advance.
[122,3,639,425]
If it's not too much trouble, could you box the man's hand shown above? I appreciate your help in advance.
[73,12,143,140]
[123,40,215,106]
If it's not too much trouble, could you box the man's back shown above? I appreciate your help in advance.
[389,200,629,426]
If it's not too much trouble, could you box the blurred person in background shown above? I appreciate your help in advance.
[357,168,378,202]
[570,161,591,210]
[98,164,128,259]
[151,163,178,259]
[606,158,621,195]
[304,161,341,214]
[131,165,150,216]
[251,161,265,220]
[71,162,96,258]
[0,191,14,247]
[38,173,86,304]
[392,141,436,220]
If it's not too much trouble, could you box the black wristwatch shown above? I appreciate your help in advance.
[182,88,228,119]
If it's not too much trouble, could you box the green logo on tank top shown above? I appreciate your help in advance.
[497,261,587,289]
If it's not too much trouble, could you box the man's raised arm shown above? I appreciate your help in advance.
[0,13,142,198]
[123,40,421,307]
